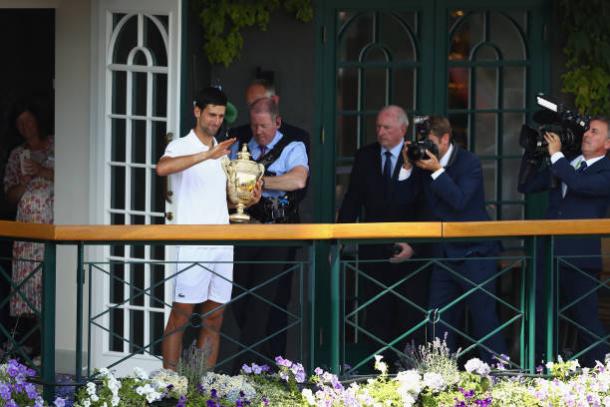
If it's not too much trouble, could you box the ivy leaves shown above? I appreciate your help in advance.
[560,0,610,115]
[193,0,313,67]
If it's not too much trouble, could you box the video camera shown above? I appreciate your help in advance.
[519,94,589,165]
[406,116,440,162]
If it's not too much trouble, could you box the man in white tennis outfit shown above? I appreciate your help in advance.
[156,87,258,370]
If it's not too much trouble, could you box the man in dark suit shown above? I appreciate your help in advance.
[337,105,428,364]
[518,116,610,365]
[402,116,507,362]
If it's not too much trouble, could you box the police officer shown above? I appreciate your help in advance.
[231,97,309,369]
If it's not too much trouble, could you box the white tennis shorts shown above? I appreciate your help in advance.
[173,245,233,304]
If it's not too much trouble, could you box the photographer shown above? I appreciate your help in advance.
[518,117,610,365]
[401,116,507,362]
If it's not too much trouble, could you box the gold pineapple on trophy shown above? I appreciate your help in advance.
[222,144,265,223]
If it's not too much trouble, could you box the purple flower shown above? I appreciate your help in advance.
[262,397,269,406]
[314,367,324,376]
[6,400,17,407]
[196,383,205,394]
[210,388,218,399]
[176,395,187,407]
[54,397,66,407]
[0,383,12,401]
[25,382,39,399]
[475,397,492,407]
[536,365,544,374]
[206,400,219,407]
[274,356,292,367]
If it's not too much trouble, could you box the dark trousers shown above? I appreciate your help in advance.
[231,245,294,371]
[357,245,429,364]
[428,257,507,363]
[536,263,610,366]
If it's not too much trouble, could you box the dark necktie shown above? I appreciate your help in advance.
[259,144,267,157]
[383,151,393,196]
[578,160,587,172]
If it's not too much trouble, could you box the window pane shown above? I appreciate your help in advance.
[503,67,525,109]
[337,68,359,112]
[112,71,126,115]
[153,74,167,117]
[474,113,497,155]
[111,166,125,210]
[336,115,358,158]
[503,113,526,155]
[131,120,147,164]
[379,12,416,61]
[489,12,526,60]
[131,167,146,211]
[111,119,126,162]
[392,68,416,111]
[474,67,498,109]
[449,12,484,61]
[130,262,144,306]
[112,15,137,64]
[363,68,388,110]
[338,11,373,62]
[448,67,469,109]
[131,72,148,116]
[502,158,522,201]
[109,308,124,352]
[144,16,167,67]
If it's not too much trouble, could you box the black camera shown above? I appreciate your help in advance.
[406,116,440,161]
[519,94,589,164]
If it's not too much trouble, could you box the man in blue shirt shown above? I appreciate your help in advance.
[230,97,308,370]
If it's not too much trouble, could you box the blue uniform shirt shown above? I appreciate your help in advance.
[230,130,309,198]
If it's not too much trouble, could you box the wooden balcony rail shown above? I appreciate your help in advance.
[2,219,610,242]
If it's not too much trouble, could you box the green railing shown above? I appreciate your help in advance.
[1,219,610,400]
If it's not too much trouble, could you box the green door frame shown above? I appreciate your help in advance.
[312,0,551,368]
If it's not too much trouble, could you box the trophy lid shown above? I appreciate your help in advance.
[237,143,252,160]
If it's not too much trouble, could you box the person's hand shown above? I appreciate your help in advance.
[389,242,415,263]
[401,141,413,170]
[22,159,42,176]
[415,150,442,172]
[207,138,236,160]
[544,132,561,155]
[246,179,263,207]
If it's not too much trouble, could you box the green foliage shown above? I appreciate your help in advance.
[560,0,610,115]
[192,0,314,66]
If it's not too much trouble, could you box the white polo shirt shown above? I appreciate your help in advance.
[163,130,229,225]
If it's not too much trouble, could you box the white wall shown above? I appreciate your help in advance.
[53,0,92,373]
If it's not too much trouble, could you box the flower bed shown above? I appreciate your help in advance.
[3,341,610,406]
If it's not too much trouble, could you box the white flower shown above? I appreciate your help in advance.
[82,401,91,407]
[90,394,99,402]
[373,354,388,375]
[132,367,148,380]
[401,393,416,407]
[85,382,96,396]
[464,358,491,376]
[396,369,423,396]
[423,372,445,392]
[301,388,316,405]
